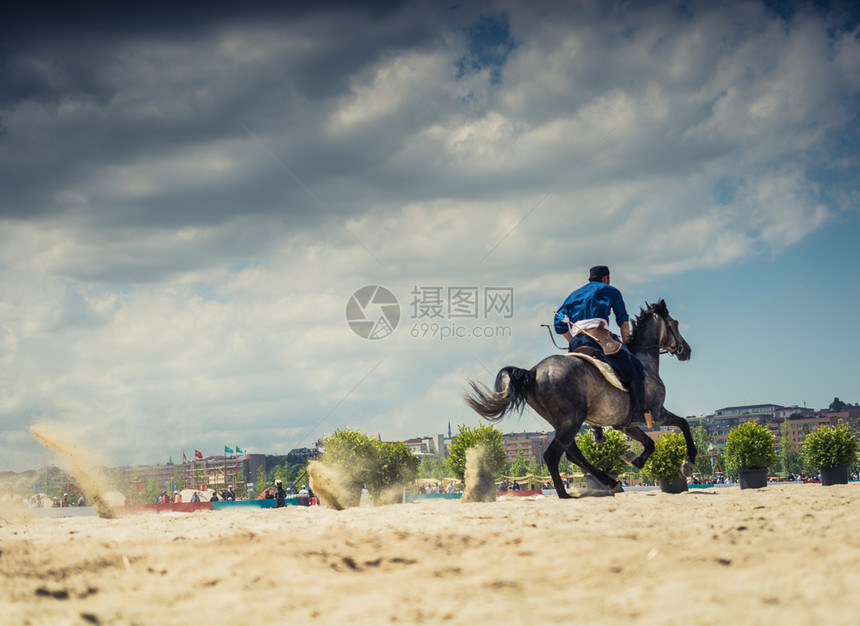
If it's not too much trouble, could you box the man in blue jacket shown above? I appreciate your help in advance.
[554,265,652,425]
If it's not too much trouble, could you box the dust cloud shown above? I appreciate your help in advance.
[461,445,496,503]
[307,461,361,510]
[30,426,115,519]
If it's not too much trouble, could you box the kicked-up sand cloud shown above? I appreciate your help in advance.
[30,426,115,519]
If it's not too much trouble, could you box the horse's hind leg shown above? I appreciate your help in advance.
[620,426,655,470]
[543,438,573,499]
[557,428,622,492]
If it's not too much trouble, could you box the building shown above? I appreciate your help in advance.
[501,432,554,464]
[828,405,860,429]
[403,434,448,458]
[286,448,317,465]
[781,411,834,450]
[696,404,784,446]
[110,453,266,496]
[774,406,815,420]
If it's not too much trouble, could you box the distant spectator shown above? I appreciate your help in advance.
[275,480,287,508]
[222,485,236,501]
[190,492,200,503]
[173,490,181,503]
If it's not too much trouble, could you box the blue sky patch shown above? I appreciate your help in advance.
[456,13,515,84]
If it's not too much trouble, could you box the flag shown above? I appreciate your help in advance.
[194,450,203,459]
[182,450,187,463]
[225,446,234,455]
[236,445,244,454]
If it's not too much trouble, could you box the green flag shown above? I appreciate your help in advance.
[236,446,245,454]
[225,446,234,455]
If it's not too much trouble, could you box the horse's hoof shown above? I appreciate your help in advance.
[681,461,695,478]
[559,492,574,499]
[610,483,624,494]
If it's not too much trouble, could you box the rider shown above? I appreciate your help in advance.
[554,265,656,426]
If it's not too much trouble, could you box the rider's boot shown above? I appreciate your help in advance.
[629,379,653,428]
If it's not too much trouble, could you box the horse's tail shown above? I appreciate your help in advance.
[463,366,534,423]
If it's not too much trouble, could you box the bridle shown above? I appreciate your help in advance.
[637,312,686,357]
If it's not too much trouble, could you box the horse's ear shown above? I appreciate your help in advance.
[654,299,668,315]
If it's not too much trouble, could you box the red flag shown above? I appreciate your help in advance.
[195,450,203,459]
[182,450,187,462]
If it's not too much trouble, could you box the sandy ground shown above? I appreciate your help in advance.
[1,483,858,626]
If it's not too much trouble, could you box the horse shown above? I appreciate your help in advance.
[463,299,695,498]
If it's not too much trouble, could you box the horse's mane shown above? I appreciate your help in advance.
[628,299,668,351]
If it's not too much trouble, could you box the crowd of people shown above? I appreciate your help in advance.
[154,484,237,504]
[25,493,87,508]
[421,483,458,494]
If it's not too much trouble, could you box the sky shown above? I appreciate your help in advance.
[2,0,860,471]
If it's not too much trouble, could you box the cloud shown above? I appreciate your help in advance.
[2,1,859,469]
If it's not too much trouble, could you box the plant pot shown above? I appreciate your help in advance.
[738,468,768,490]
[819,465,849,486]
[659,475,688,494]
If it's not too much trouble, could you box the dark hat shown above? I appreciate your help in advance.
[589,265,610,279]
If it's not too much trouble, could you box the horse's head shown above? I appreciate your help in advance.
[635,299,691,361]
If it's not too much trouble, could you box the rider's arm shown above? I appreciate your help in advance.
[553,309,571,340]
[620,321,630,345]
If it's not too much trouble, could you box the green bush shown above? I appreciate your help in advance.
[372,440,420,499]
[574,429,628,476]
[447,423,506,480]
[643,432,687,481]
[320,428,419,503]
[801,421,858,469]
[725,422,776,472]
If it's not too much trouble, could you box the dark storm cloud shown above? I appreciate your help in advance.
[0,0,448,226]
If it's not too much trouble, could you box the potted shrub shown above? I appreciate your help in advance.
[724,422,776,489]
[643,432,688,493]
[801,421,858,486]
[576,429,628,490]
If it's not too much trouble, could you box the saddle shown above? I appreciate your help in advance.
[566,348,627,392]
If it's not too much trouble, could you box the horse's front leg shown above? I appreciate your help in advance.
[659,408,698,477]
[619,426,655,470]
[543,438,573,499]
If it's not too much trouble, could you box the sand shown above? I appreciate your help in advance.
[1,483,858,625]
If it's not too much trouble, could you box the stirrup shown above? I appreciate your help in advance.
[632,411,653,429]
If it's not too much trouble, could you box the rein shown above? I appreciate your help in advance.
[541,324,570,351]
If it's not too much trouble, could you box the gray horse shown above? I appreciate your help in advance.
[464,299,694,497]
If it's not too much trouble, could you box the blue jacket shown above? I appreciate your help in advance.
[554,281,629,334]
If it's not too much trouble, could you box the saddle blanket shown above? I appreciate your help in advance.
[565,352,628,392]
